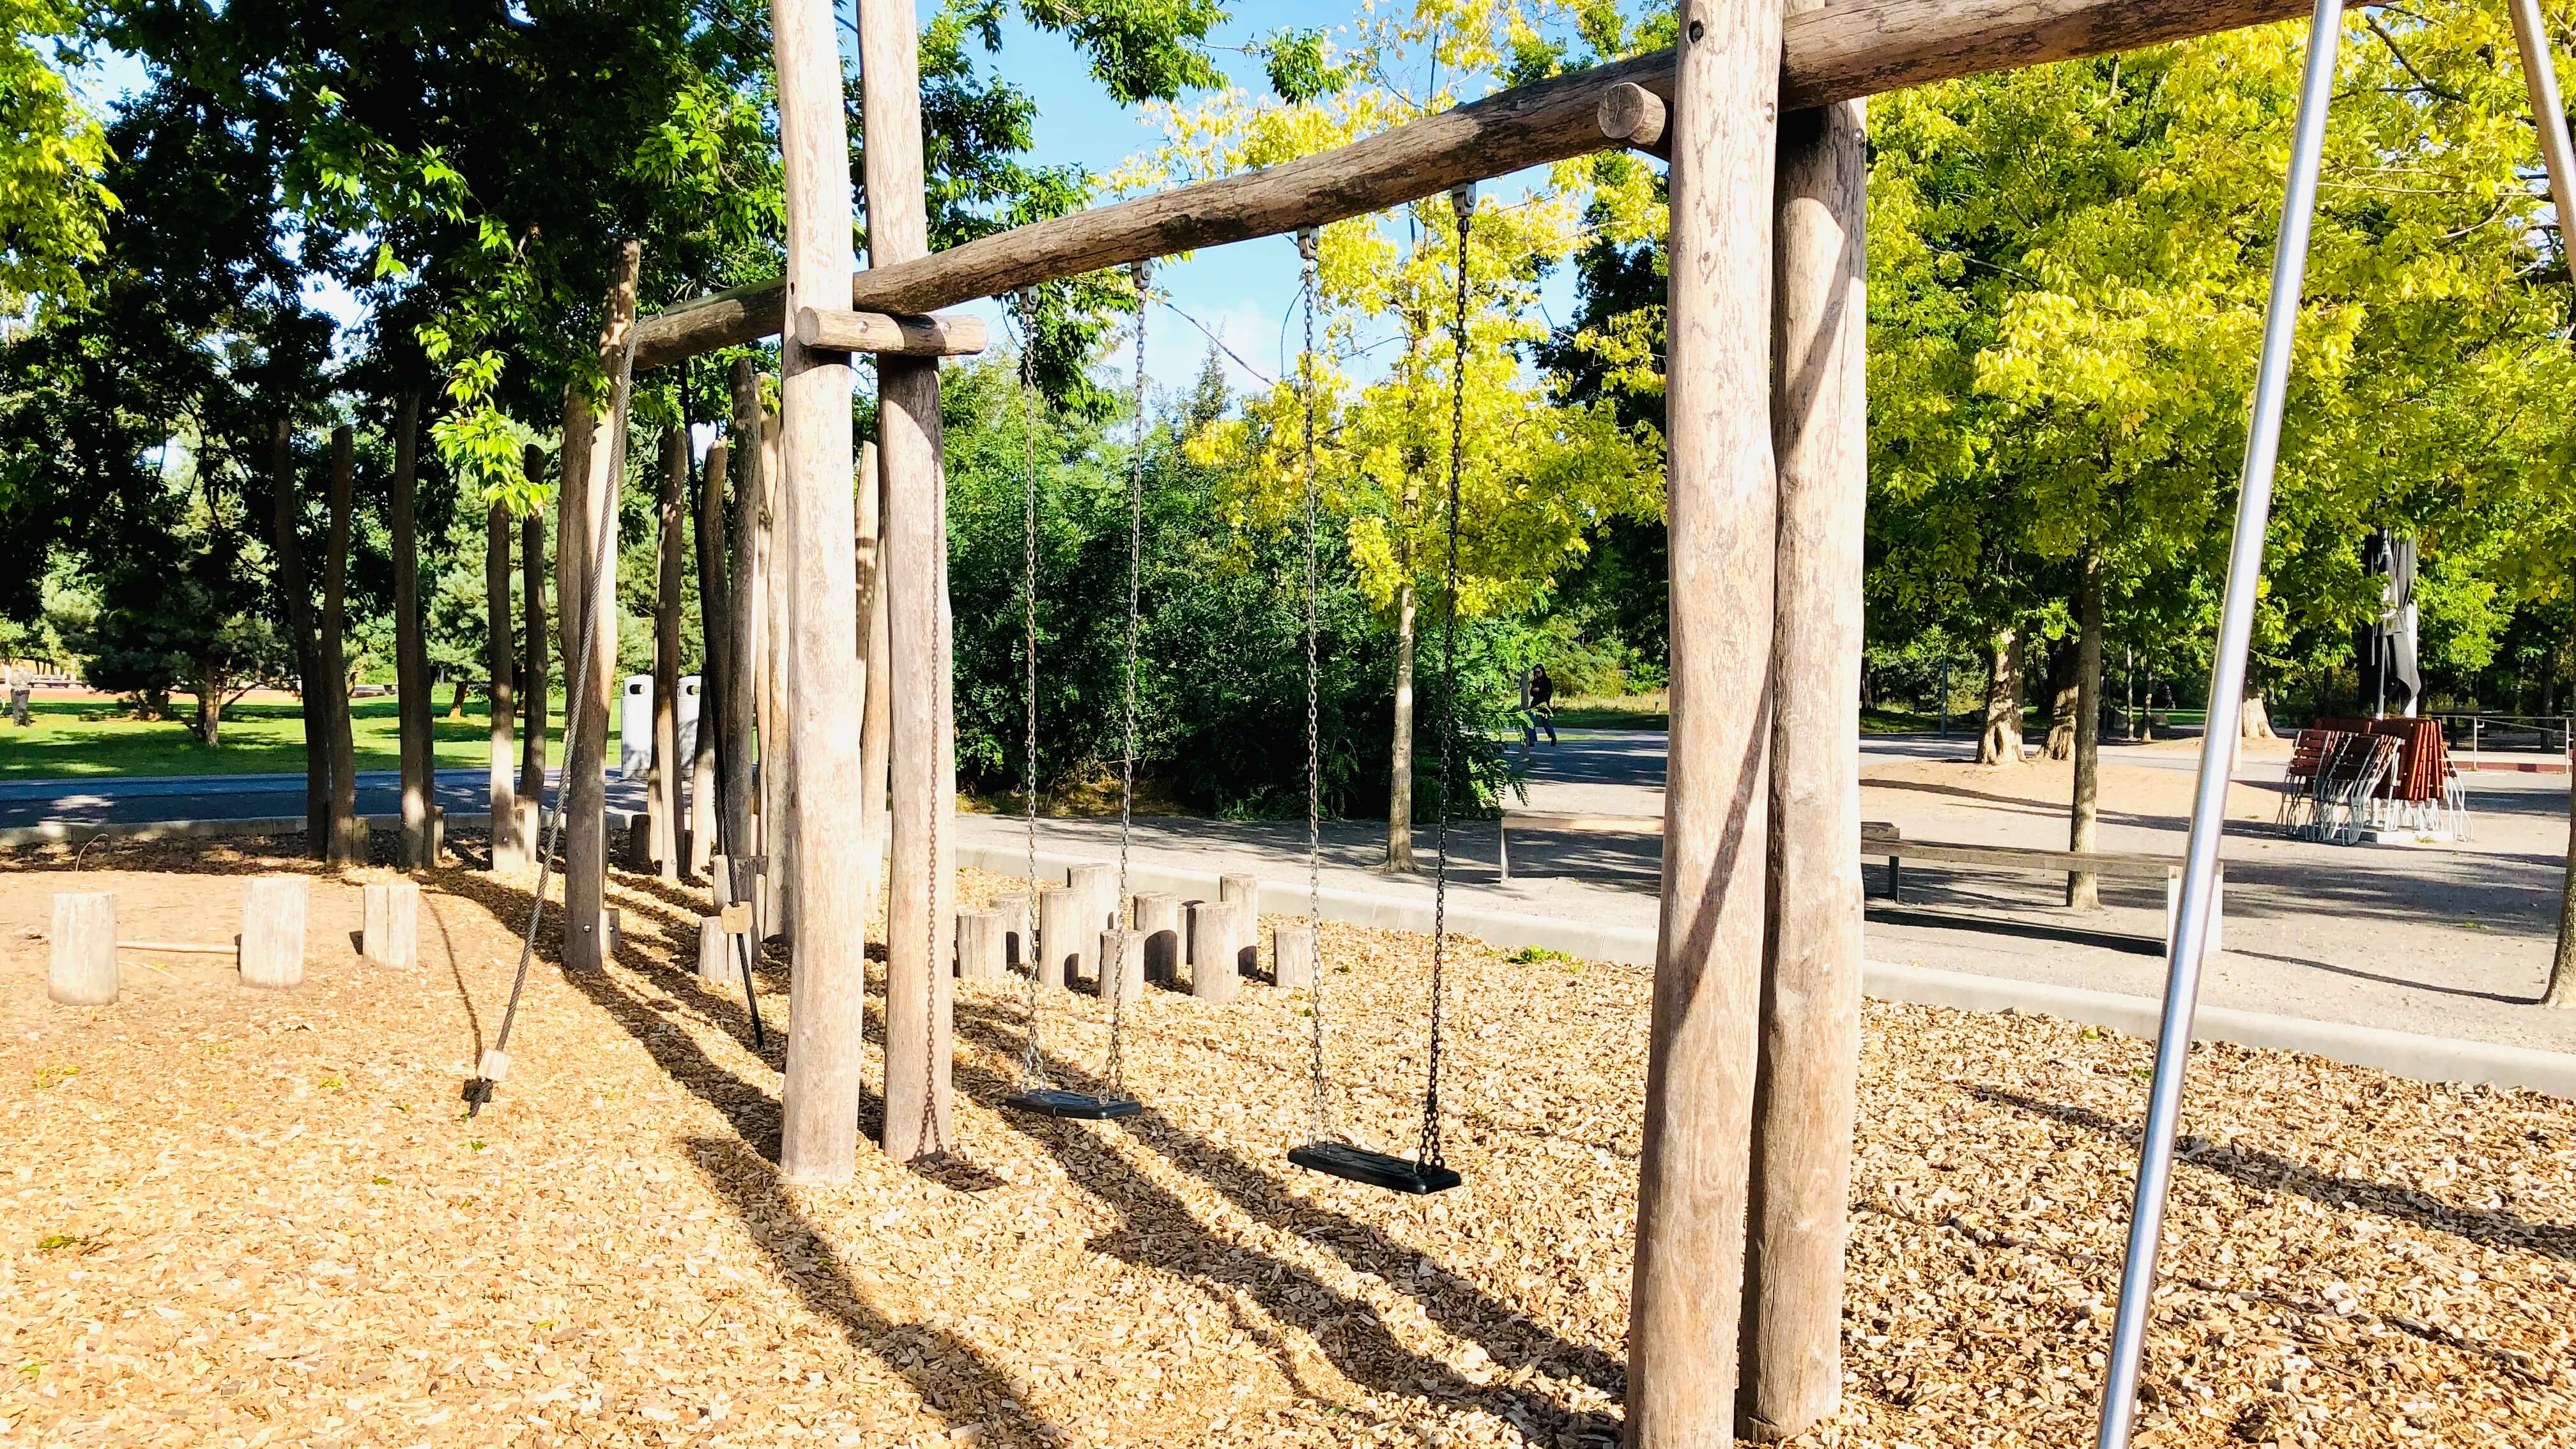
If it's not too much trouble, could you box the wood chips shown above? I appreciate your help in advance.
[3,835,2571,1446]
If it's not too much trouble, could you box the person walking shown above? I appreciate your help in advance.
[6,662,29,727]
[1525,662,1557,747]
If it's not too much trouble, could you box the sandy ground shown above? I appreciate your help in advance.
[4,836,2573,1447]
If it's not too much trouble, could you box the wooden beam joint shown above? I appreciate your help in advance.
[792,307,987,357]
[1598,81,1671,160]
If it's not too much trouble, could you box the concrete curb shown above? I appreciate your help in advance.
[18,817,2565,1098]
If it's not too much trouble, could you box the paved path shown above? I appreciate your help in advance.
[0,768,650,829]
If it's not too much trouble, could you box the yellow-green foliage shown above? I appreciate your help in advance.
[0,0,116,308]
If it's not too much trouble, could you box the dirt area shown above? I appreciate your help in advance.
[4,837,2573,1446]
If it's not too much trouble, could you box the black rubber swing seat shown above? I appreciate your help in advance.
[1289,1140,1462,1195]
[1007,1088,1143,1121]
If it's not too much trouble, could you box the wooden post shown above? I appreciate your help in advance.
[321,425,362,866]
[240,877,309,989]
[1066,862,1116,937]
[992,891,1032,968]
[564,242,641,972]
[1273,921,1317,990]
[518,493,549,809]
[1625,0,1784,1440]
[1188,900,1245,1004]
[652,429,687,882]
[1100,928,1147,1010]
[49,893,116,1006]
[756,396,793,939]
[864,0,957,1165]
[719,360,762,882]
[774,0,872,1182]
[1218,872,1261,919]
[698,916,730,984]
[691,437,729,875]
[488,479,523,872]
[1133,891,1181,985]
[363,881,420,968]
[856,439,889,890]
[957,909,1007,981]
[266,420,328,857]
[1741,84,1866,1443]
[1037,885,1084,988]
[391,393,436,869]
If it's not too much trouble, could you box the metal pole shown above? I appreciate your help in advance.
[2094,4,2342,1445]
[2506,0,2576,284]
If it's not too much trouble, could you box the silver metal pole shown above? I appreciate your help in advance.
[2507,0,2576,272]
[2093,4,2343,1445]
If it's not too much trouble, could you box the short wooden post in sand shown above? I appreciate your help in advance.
[239,876,309,990]
[1133,891,1181,985]
[956,909,1007,981]
[1218,872,1261,918]
[362,881,419,968]
[1273,921,1318,990]
[698,916,730,984]
[49,893,116,1006]
[1036,886,1085,989]
[1098,928,1147,1009]
[1186,899,1245,1004]
[992,891,1032,969]
[1065,862,1117,934]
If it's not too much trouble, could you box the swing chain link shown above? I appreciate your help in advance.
[1107,260,1152,1096]
[1421,183,1475,1173]
[1015,289,1051,1090]
[1295,227,1335,1149]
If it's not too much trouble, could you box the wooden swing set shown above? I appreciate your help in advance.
[497,0,2576,1441]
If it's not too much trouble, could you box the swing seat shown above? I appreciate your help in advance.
[1289,1140,1462,1195]
[1007,1088,1142,1121]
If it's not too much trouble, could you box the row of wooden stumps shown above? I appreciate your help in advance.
[47,879,424,1003]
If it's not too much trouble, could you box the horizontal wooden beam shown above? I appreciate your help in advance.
[631,0,2315,371]
[792,307,987,356]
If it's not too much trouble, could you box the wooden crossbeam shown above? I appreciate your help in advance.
[629,0,2313,370]
[792,307,987,356]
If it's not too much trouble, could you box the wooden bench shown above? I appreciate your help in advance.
[1859,831,2223,954]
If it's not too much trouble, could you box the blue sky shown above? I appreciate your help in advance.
[75,0,1590,400]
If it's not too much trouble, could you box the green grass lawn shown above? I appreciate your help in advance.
[1549,691,1669,730]
[0,695,583,780]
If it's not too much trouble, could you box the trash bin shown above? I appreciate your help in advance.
[619,675,703,779]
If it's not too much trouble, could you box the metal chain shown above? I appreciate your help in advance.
[1421,185,1475,1172]
[479,282,640,1115]
[1015,291,1051,1089]
[919,363,953,1158]
[1296,227,1333,1147]
[1107,261,1151,1096]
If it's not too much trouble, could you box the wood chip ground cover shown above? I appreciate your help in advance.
[3,837,2570,1446]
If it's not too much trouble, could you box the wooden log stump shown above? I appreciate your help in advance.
[1187,900,1245,1004]
[362,881,420,968]
[627,811,655,872]
[602,906,625,961]
[992,891,1032,969]
[1273,921,1319,990]
[1098,928,1147,1009]
[1218,872,1261,918]
[49,893,116,1006]
[698,916,731,985]
[1133,891,1181,985]
[239,877,309,990]
[1065,862,1117,935]
[1036,885,1084,989]
[956,909,1007,982]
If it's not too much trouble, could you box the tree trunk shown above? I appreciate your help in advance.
[321,425,362,866]
[267,418,328,856]
[564,243,641,971]
[2241,689,2277,739]
[2044,634,2079,761]
[652,428,686,883]
[1741,88,1864,1444]
[1627,0,1784,1439]
[691,436,728,876]
[720,361,761,865]
[1386,579,1418,871]
[443,679,466,720]
[489,482,523,873]
[865,0,950,1170]
[389,394,434,868]
[1977,625,2021,765]
[2551,740,2576,1008]
[195,667,222,746]
[519,508,549,806]
[2067,544,2105,909]
[784,0,877,1182]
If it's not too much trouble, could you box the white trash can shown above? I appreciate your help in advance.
[619,674,703,779]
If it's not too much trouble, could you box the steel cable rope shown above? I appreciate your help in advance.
[470,276,642,1117]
